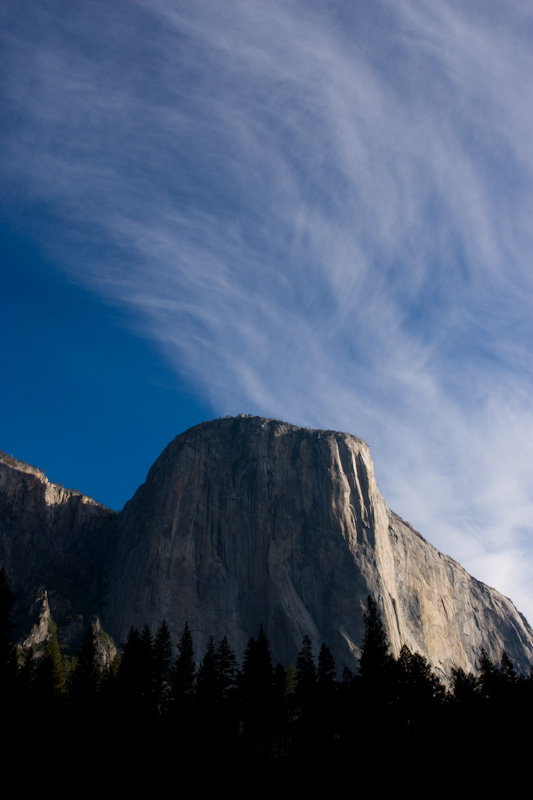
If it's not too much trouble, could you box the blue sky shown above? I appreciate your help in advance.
[1,1,532,623]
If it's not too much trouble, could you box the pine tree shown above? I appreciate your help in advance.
[451,666,479,710]
[297,636,317,688]
[241,624,273,696]
[196,635,218,706]
[116,624,158,720]
[139,624,155,697]
[70,622,101,701]
[358,596,393,682]
[36,627,66,699]
[118,627,143,703]
[317,643,336,689]
[215,635,238,701]
[172,621,196,703]
[153,619,173,710]
[296,635,317,714]
[316,643,338,738]
[357,595,395,718]
[281,662,298,724]
[394,644,445,714]
[478,648,499,701]
[500,650,517,683]
[272,661,289,724]
[240,625,274,737]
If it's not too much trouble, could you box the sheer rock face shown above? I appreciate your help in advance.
[105,417,533,676]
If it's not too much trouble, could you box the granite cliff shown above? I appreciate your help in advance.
[105,417,533,676]
[0,451,115,642]
[1,417,532,676]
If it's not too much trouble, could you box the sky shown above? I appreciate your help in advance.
[1,1,532,623]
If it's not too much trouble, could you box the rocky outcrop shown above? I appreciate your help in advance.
[105,417,533,676]
[0,451,116,642]
[22,588,52,651]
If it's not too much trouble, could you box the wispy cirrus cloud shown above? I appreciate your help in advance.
[1,0,532,619]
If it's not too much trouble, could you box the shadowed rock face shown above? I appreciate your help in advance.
[104,417,533,676]
[0,453,116,641]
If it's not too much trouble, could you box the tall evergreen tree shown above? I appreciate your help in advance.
[394,645,445,714]
[297,636,317,688]
[35,627,66,700]
[451,666,480,714]
[284,662,298,724]
[272,661,289,725]
[172,621,196,702]
[196,635,218,706]
[358,596,393,682]
[70,622,101,701]
[118,627,144,702]
[316,643,338,739]
[140,623,155,693]
[241,625,273,695]
[478,647,500,701]
[240,625,274,736]
[119,627,141,680]
[500,650,518,683]
[215,635,238,701]
[153,619,173,710]
[296,635,317,715]
[317,643,336,689]
[357,595,395,722]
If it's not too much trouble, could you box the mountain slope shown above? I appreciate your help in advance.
[0,451,116,640]
[104,416,533,675]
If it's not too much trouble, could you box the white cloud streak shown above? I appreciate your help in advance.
[1,0,532,620]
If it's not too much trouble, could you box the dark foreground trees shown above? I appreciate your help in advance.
[2,581,531,790]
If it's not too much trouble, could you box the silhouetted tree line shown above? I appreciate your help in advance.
[1,571,531,790]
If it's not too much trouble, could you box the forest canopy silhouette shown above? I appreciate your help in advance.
[1,572,530,790]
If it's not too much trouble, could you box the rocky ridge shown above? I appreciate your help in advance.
[1,419,532,677]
